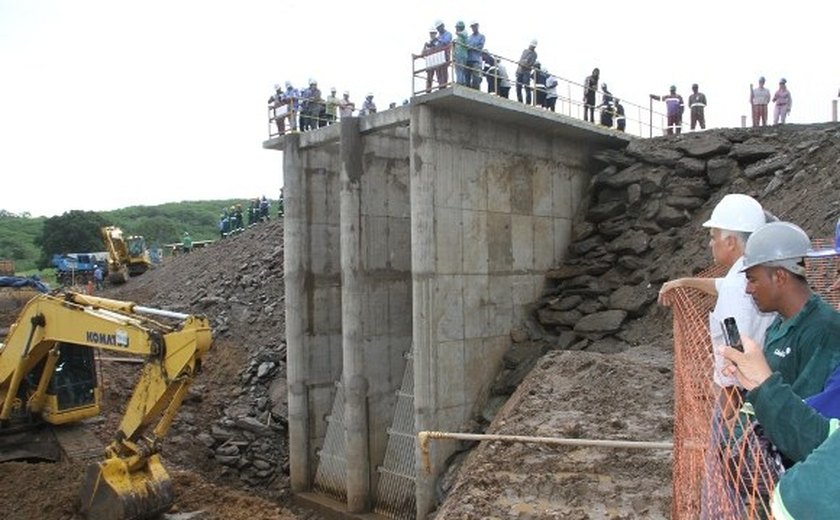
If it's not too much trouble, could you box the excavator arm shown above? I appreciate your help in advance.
[0,292,212,520]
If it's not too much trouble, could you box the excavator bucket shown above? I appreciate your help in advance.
[79,454,174,520]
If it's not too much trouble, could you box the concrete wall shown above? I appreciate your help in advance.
[410,99,599,517]
[267,89,629,518]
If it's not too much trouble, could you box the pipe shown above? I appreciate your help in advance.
[418,431,673,474]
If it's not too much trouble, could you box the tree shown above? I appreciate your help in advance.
[34,210,108,268]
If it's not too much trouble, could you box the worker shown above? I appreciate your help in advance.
[338,91,355,119]
[688,83,707,130]
[662,85,684,135]
[93,265,104,291]
[583,67,600,122]
[721,334,840,519]
[751,76,771,127]
[720,221,840,508]
[324,87,340,126]
[660,195,776,404]
[465,21,485,89]
[614,98,626,132]
[659,195,777,518]
[515,40,538,105]
[360,93,377,116]
[182,232,193,254]
[599,83,614,127]
[772,78,792,125]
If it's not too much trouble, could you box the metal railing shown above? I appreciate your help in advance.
[411,43,668,138]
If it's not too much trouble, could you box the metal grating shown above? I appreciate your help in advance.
[313,381,348,502]
[373,353,417,520]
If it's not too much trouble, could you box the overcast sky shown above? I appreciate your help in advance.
[2,1,838,218]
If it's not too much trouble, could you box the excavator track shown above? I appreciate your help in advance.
[54,422,104,462]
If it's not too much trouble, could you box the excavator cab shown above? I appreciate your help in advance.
[44,343,100,421]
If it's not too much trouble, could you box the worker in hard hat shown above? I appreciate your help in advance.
[324,87,340,126]
[338,91,355,119]
[719,221,840,514]
[772,78,792,125]
[662,85,684,135]
[433,20,453,87]
[359,93,377,116]
[659,194,777,391]
[268,83,286,135]
[465,20,485,90]
[721,297,840,520]
[515,39,538,105]
[452,21,468,86]
[422,26,440,93]
[750,76,771,127]
[688,83,707,131]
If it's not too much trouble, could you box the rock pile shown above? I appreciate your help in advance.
[534,124,840,351]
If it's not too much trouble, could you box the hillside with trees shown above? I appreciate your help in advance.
[0,198,277,272]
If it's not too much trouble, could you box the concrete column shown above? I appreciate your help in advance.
[832,99,838,122]
[339,117,371,513]
[410,104,437,520]
[284,133,310,492]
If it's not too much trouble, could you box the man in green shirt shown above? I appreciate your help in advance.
[722,334,840,519]
[741,221,840,398]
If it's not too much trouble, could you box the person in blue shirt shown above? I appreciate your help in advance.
[434,21,453,87]
[465,21,485,90]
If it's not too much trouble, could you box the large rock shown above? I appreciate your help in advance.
[587,201,626,223]
[706,157,740,186]
[598,217,631,239]
[600,163,646,189]
[664,195,705,210]
[548,295,583,311]
[592,148,636,168]
[730,141,775,163]
[626,140,684,166]
[607,229,650,255]
[667,177,711,198]
[537,308,582,327]
[744,154,788,179]
[676,134,732,157]
[674,157,706,178]
[609,284,657,316]
[569,236,603,256]
[574,310,627,334]
[656,204,689,228]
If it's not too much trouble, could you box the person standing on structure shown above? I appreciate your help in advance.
[360,93,377,116]
[688,83,707,130]
[662,85,684,134]
[338,91,355,119]
[599,83,614,127]
[614,98,626,131]
[496,58,511,99]
[533,62,547,108]
[453,21,468,86]
[324,87,340,125]
[545,74,558,112]
[422,27,440,93]
[751,76,771,127]
[515,40,538,105]
[583,68,600,123]
[773,78,792,125]
[434,21,453,87]
[465,21,485,89]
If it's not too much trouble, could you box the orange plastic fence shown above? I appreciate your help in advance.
[670,239,839,519]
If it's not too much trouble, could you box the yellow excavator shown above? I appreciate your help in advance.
[100,226,152,284]
[0,291,212,519]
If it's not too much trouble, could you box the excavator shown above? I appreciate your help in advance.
[101,226,152,284]
[0,291,212,519]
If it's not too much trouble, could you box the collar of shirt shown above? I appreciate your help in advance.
[766,292,820,343]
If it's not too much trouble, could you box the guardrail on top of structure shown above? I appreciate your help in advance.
[411,42,671,138]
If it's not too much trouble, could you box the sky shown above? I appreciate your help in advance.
[1,0,838,218]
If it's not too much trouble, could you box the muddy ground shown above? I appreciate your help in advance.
[1,123,838,520]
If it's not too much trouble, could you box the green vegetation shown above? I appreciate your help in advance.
[0,199,269,273]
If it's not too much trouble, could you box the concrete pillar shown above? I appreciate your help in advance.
[832,100,838,122]
[410,104,437,520]
[339,117,371,513]
[284,133,310,492]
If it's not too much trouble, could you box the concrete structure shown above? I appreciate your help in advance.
[264,86,630,520]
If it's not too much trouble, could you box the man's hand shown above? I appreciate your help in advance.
[720,335,772,391]
[657,278,684,306]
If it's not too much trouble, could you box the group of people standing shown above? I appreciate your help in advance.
[268,81,377,135]
[751,76,793,126]
[218,197,272,238]
[659,194,840,518]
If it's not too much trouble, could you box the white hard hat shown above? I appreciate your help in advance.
[470,20,479,26]
[331,87,336,92]
[285,81,292,88]
[367,92,373,98]
[429,26,438,32]
[530,39,538,47]
[742,221,810,276]
[343,90,350,96]
[434,19,443,27]
[702,194,766,233]
[309,78,317,85]
[274,83,280,90]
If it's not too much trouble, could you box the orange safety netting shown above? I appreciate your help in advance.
[669,239,839,520]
